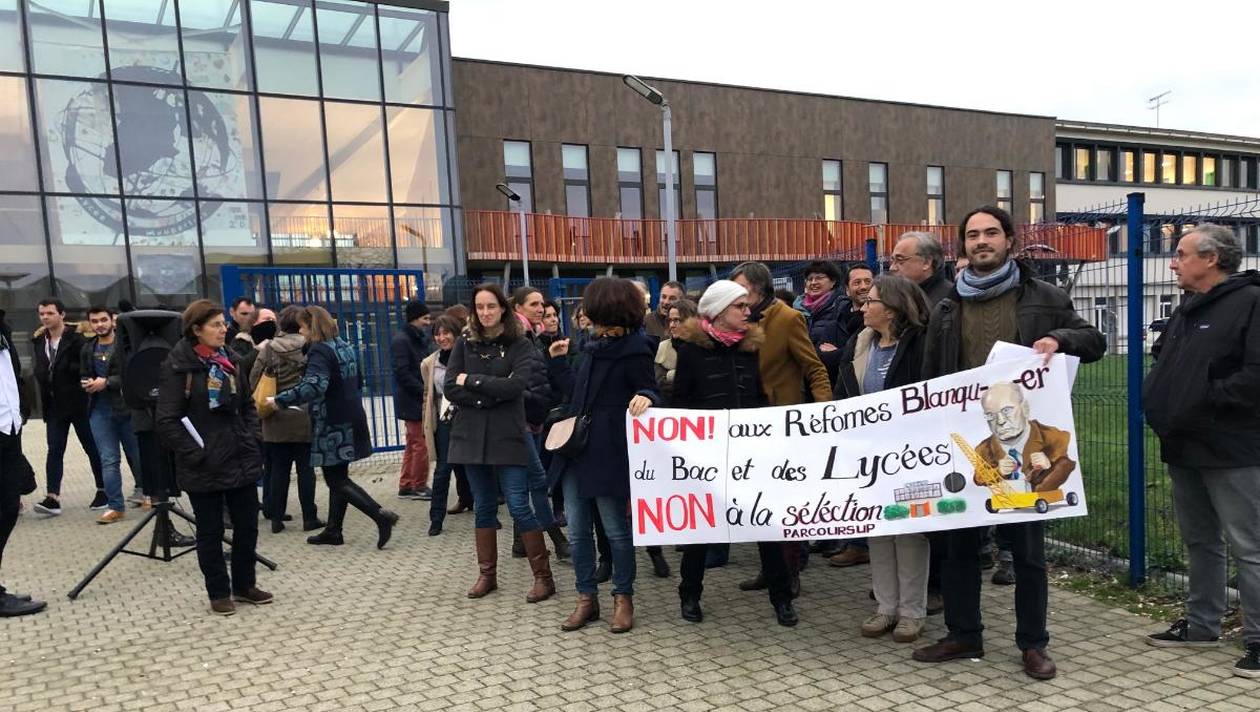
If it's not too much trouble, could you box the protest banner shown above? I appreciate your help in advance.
[628,354,1087,546]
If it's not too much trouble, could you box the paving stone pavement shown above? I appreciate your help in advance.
[1,420,1254,712]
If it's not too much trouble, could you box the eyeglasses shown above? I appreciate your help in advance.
[730,302,752,312]
[804,275,832,284]
[890,254,924,264]
[667,317,683,324]
[983,406,1019,422]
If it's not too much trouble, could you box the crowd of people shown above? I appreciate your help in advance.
[0,205,1257,680]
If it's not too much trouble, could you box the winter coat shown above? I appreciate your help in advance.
[78,335,127,416]
[519,330,556,426]
[444,330,547,466]
[670,319,768,410]
[32,326,89,420]
[655,338,679,402]
[549,332,660,499]
[249,332,311,443]
[274,338,373,467]
[419,347,451,468]
[391,324,432,422]
[919,271,955,309]
[793,290,858,382]
[833,326,926,400]
[154,339,263,494]
[757,299,831,405]
[1144,270,1260,468]
[922,260,1106,380]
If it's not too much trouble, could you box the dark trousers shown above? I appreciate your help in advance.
[45,413,104,495]
[428,421,471,526]
[943,522,1048,651]
[267,442,318,522]
[0,431,23,591]
[927,531,946,594]
[187,484,259,601]
[680,542,792,605]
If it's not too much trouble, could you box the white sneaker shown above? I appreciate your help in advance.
[861,612,898,638]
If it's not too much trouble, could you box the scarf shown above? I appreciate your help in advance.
[514,311,540,335]
[701,318,746,347]
[956,259,1020,302]
[748,293,775,323]
[194,343,236,410]
[801,289,833,313]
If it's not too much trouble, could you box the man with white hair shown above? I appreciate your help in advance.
[890,232,954,306]
[1143,223,1260,678]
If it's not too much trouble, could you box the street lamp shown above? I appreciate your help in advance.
[496,182,529,283]
[623,74,677,282]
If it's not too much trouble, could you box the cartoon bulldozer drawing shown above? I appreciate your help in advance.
[952,382,1082,514]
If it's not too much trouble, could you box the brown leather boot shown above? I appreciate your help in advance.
[560,593,600,631]
[467,528,498,599]
[522,529,556,603]
[610,593,634,633]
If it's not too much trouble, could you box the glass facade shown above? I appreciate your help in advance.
[0,0,458,349]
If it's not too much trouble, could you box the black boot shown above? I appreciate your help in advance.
[546,525,571,560]
[680,594,703,622]
[773,599,799,627]
[308,491,346,545]
[648,546,670,578]
[339,478,398,549]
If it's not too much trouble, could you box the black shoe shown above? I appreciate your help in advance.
[33,496,62,516]
[164,528,196,548]
[926,591,944,616]
[302,518,325,532]
[1234,643,1260,678]
[376,510,400,549]
[595,559,611,584]
[680,596,703,622]
[649,549,670,578]
[773,600,799,627]
[398,488,418,499]
[979,551,996,571]
[88,491,108,511]
[307,528,344,546]
[415,487,432,501]
[991,560,1015,586]
[282,514,293,521]
[1145,618,1221,647]
[0,593,46,617]
[271,520,285,534]
[789,575,801,600]
[428,523,442,536]
[739,573,767,591]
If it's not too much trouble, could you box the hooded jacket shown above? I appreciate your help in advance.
[1144,270,1260,468]
[670,319,767,410]
[154,339,263,494]
[249,331,311,443]
[443,328,547,466]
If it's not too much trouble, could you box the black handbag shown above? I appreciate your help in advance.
[544,357,609,458]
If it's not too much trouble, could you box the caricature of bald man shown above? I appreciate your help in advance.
[974,383,1075,493]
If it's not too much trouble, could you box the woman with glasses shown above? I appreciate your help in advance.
[653,298,698,402]
[671,280,798,628]
[792,260,854,383]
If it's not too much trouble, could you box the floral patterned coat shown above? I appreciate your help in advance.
[274,338,373,467]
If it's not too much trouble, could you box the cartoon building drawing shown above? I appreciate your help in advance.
[893,480,941,518]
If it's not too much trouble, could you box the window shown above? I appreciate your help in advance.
[1092,297,1113,336]
[1096,148,1113,181]
[27,0,106,78]
[387,107,450,204]
[317,0,382,101]
[995,170,1013,214]
[1182,155,1198,185]
[617,148,642,220]
[378,4,442,105]
[503,140,533,211]
[1161,153,1178,184]
[1029,172,1046,223]
[180,0,252,90]
[562,144,590,218]
[1121,150,1136,183]
[1159,294,1175,319]
[1241,158,1255,189]
[1074,147,1090,180]
[926,166,944,225]
[259,96,327,201]
[1142,151,1157,183]
[250,0,319,96]
[1247,224,1260,254]
[656,150,682,219]
[1202,156,1217,186]
[1220,157,1234,188]
[869,162,888,223]
[693,152,718,220]
[1055,144,1067,180]
[324,102,387,202]
[822,159,842,221]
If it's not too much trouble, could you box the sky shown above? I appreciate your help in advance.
[448,0,1260,138]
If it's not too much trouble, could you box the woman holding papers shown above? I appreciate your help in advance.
[670,280,798,628]
[832,274,930,643]
[155,300,268,617]
[273,306,398,550]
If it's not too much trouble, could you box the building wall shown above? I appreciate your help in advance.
[453,59,1057,232]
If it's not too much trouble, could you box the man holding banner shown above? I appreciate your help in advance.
[912,206,1105,679]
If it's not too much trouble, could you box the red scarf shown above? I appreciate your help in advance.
[802,289,833,313]
[193,343,236,374]
[701,318,746,347]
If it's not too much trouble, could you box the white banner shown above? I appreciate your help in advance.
[628,355,1087,545]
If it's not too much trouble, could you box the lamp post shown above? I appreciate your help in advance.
[623,74,677,282]
[496,182,529,283]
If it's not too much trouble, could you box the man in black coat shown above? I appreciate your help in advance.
[31,298,105,515]
[1141,224,1260,678]
[913,206,1105,680]
[890,231,955,307]
[0,326,45,616]
[393,299,433,500]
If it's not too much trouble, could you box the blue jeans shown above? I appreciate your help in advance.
[88,404,141,512]
[563,469,635,596]
[465,463,540,531]
[525,433,555,529]
[45,412,104,495]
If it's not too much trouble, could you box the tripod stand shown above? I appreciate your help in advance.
[68,433,279,600]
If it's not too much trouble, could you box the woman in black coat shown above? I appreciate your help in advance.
[832,274,931,644]
[548,278,659,635]
[155,300,269,616]
[272,306,398,550]
[671,280,798,628]
[445,284,554,604]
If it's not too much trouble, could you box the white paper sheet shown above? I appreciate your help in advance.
[986,341,1080,387]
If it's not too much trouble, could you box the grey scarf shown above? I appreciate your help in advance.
[956,259,1019,301]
